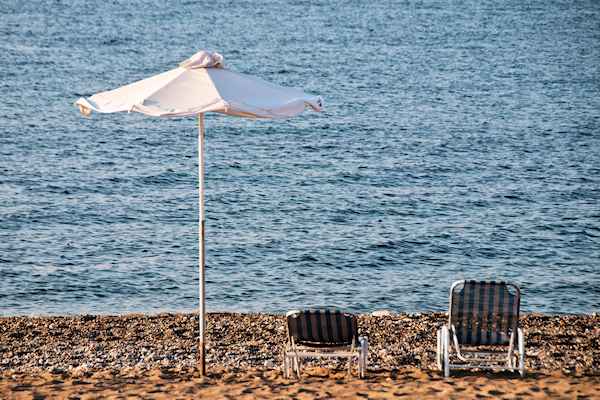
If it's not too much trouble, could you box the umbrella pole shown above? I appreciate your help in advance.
[198,113,206,376]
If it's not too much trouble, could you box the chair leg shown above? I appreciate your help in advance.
[506,352,514,370]
[436,328,442,371]
[359,337,368,379]
[294,356,301,378]
[293,356,297,378]
[347,356,352,376]
[358,355,363,379]
[285,354,293,379]
[442,325,450,378]
[283,354,288,378]
[507,331,516,371]
[518,328,525,377]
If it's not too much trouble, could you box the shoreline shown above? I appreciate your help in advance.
[3,309,597,318]
[1,312,598,398]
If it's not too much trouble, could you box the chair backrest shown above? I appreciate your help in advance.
[286,309,358,347]
[449,280,520,346]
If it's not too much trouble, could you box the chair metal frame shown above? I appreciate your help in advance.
[283,310,368,379]
[436,280,525,377]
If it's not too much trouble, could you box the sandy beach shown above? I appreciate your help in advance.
[1,313,599,399]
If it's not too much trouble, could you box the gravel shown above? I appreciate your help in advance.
[0,313,597,376]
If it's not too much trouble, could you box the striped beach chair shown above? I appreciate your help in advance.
[283,309,368,378]
[437,280,525,377]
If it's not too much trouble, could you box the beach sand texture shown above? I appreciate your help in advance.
[1,313,598,398]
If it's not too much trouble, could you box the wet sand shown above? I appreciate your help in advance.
[1,313,598,398]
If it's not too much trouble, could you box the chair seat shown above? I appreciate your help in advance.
[287,350,359,359]
[288,344,356,352]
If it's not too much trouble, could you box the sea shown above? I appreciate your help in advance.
[1,0,599,315]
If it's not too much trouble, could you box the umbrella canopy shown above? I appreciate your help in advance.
[75,50,322,375]
[76,50,322,118]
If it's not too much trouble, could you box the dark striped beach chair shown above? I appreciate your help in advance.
[283,309,368,378]
[437,280,525,377]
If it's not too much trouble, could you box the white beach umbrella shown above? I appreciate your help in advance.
[75,50,322,375]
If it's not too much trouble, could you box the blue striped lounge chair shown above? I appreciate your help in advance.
[437,280,525,377]
[283,309,368,378]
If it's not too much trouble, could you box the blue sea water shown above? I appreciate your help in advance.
[1,0,599,315]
